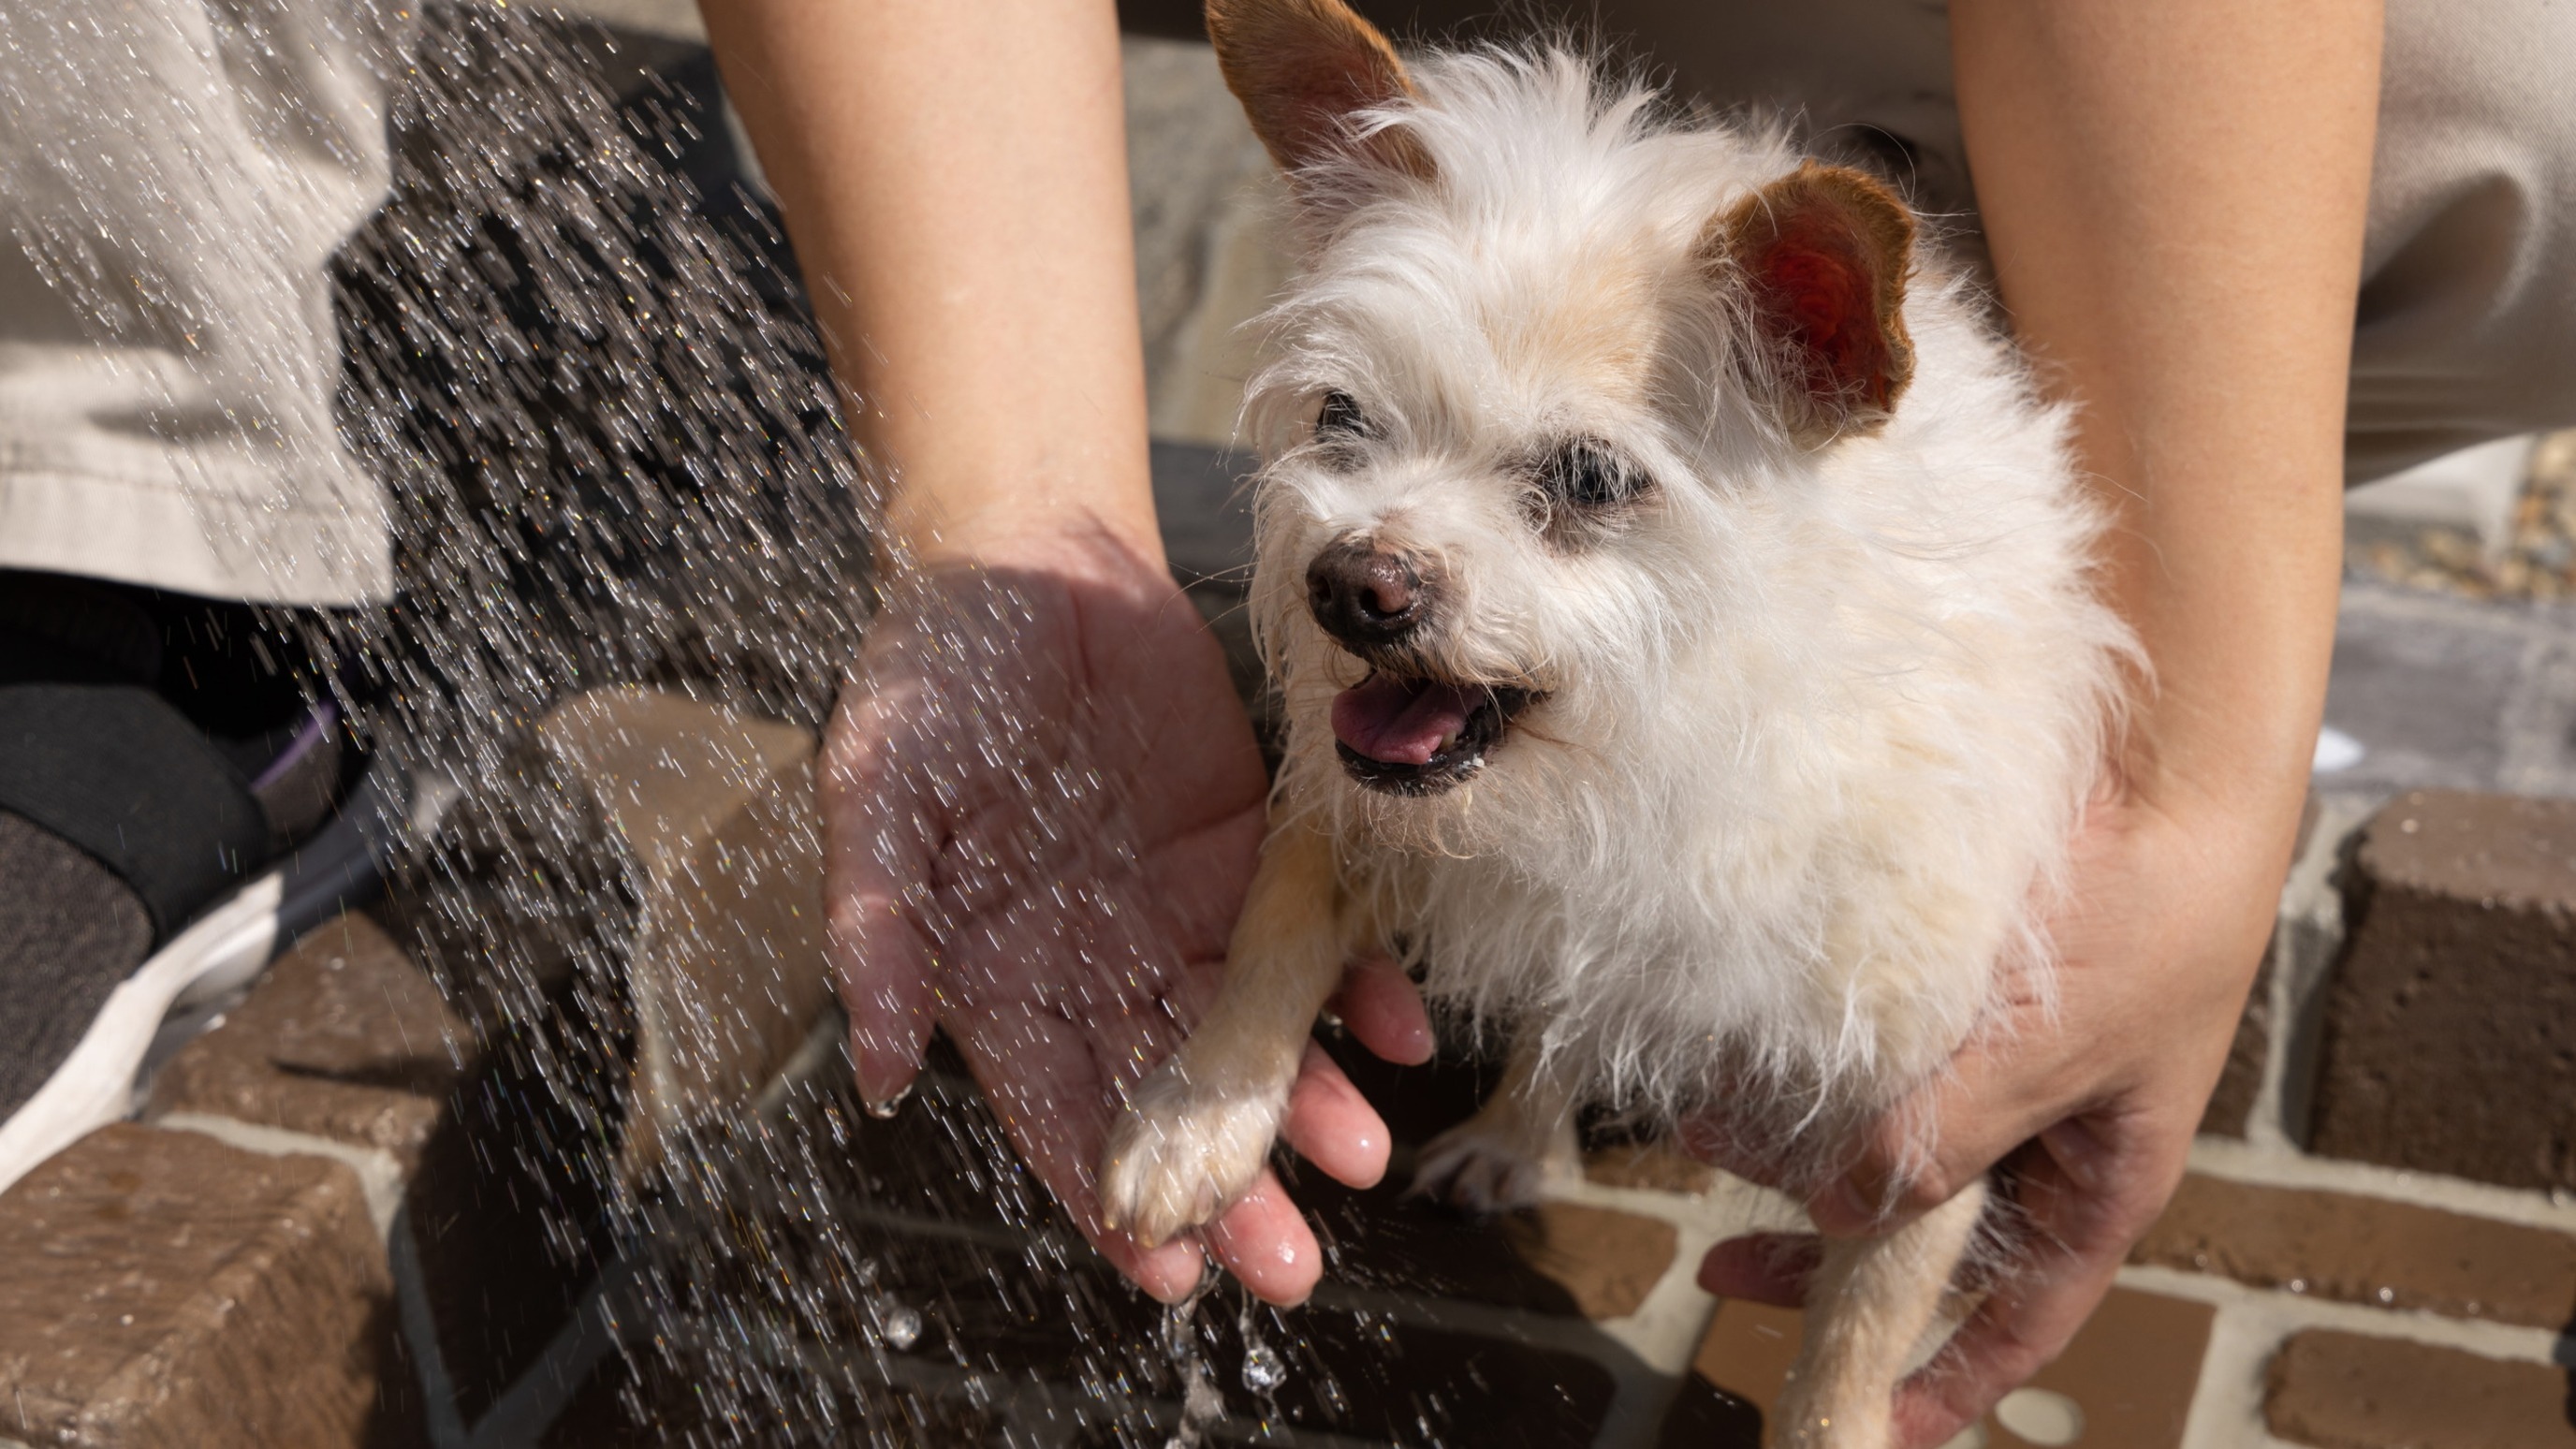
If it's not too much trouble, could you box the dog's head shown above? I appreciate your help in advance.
[1212,0,1924,849]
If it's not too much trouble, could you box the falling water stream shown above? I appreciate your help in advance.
[2,5,1514,1443]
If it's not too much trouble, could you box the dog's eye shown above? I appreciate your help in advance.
[1539,440,1644,509]
[1316,390,1368,439]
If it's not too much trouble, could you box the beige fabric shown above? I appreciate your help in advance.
[1363,0,2576,486]
[0,0,407,605]
[2347,0,2576,480]
[0,0,2569,607]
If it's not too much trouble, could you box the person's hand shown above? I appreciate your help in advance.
[1692,780,2291,1448]
[819,526,1433,1307]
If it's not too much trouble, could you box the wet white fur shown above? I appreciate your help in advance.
[1241,49,2133,1162]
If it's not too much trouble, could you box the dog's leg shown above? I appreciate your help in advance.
[1774,1177,1987,1449]
[1098,824,1353,1248]
[1410,1032,1578,1214]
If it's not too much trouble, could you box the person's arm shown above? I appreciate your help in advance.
[1960,0,2374,813]
[695,0,1158,564]
[1700,3,2379,1441]
[693,0,1430,1310]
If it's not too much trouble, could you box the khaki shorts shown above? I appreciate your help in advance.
[1343,0,2576,483]
[0,0,412,606]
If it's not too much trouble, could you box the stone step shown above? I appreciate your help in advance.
[0,1122,417,1448]
[2309,790,2576,1191]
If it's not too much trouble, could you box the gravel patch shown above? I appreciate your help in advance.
[2355,432,2576,600]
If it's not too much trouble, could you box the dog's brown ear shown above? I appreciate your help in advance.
[1207,0,1432,182]
[1705,164,1917,444]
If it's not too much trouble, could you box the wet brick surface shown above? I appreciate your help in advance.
[0,1123,420,1449]
[149,907,465,1173]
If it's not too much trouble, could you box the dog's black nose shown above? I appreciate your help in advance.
[1307,538,1431,648]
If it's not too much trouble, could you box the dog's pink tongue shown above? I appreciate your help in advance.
[1332,675,1474,766]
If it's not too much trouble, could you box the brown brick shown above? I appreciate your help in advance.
[1685,1296,1806,1426]
[386,689,832,1419]
[1675,1287,2210,1448]
[2310,791,2576,1190]
[2201,941,2273,1138]
[0,1123,417,1448]
[148,908,465,1173]
[1585,1141,1717,1195]
[1500,1202,1679,1320]
[2133,1175,2576,1327]
[534,687,831,1177]
[2206,792,2323,1139]
[2000,1286,2213,1449]
[2265,1329,2576,1449]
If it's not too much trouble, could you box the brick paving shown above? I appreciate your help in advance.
[12,749,2576,1446]
[2266,1332,2576,1449]
[0,1123,418,1448]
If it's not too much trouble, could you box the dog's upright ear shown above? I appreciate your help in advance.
[1206,0,1432,183]
[1704,164,1918,445]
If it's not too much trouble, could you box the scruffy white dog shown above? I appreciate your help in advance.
[1100,2,2130,1442]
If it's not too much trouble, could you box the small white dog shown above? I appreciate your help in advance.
[1101,3,2130,1442]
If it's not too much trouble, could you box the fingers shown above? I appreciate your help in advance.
[1890,1254,2120,1449]
[1202,1168,1326,1306]
[1804,1043,2065,1238]
[1694,1232,1820,1308]
[827,892,939,1110]
[1124,971,1407,1305]
[1329,954,1434,1066]
[822,679,944,1110]
[1106,1228,1218,1304]
[1280,1040,1391,1189]
[1886,1145,2132,1449]
[946,1001,1208,1304]
[1883,1099,2183,1449]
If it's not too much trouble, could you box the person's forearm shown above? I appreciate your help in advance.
[695,0,1159,566]
[1952,1,2379,836]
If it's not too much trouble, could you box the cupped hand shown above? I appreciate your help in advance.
[819,527,1433,1308]
[1692,782,2295,1447]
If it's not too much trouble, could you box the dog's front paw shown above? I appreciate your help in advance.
[1098,1067,1288,1248]
[1410,1120,1553,1214]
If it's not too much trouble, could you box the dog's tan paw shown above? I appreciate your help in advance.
[1410,1120,1552,1214]
[1097,1067,1287,1248]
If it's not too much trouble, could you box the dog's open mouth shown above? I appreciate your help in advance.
[1330,673,1541,794]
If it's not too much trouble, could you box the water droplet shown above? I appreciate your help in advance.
[863,1084,913,1120]
[874,1295,922,1351]
[1241,1343,1288,1392]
